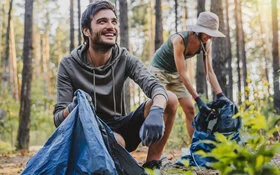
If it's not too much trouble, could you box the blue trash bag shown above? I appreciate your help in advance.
[21,89,146,175]
[177,100,242,168]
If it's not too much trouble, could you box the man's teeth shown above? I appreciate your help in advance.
[105,34,114,36]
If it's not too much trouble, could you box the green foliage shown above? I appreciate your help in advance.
[130,2,148,27]
[0,140,13,153]
[0,89,19,147]
[197,83,280,175]
[30,79,55,145]
[144,168,161,175]
[166,106,189,149]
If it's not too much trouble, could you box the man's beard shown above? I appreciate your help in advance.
[90,31,117,51]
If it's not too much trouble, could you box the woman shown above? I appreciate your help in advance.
[150,11,231,139]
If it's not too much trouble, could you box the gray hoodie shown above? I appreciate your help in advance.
[53,44,167,127]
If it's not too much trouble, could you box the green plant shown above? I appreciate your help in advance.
[197,82,280,175]
[0,89,19,148]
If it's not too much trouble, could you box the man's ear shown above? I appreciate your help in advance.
[83,28,90,37]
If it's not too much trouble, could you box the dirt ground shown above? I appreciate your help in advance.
[0,146,221,175]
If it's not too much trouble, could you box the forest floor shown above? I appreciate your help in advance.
[0,145,218,175]
[1,146,280,175]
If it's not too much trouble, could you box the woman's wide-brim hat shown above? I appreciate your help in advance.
[187,11,225,37]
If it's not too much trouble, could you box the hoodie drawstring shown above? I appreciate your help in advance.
[93,69,97,110]
[111,67,117,117]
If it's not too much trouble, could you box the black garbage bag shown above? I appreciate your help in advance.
[177,100,242,168]
[193,100,242,134]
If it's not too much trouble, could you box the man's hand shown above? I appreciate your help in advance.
[67,96,78,113]
[139,106,165,146]
[195,96,212,114]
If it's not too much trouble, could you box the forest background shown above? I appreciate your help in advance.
[0,0,280,163]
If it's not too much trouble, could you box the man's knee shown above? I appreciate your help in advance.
[166,91,178,114]
[113,132,126,148]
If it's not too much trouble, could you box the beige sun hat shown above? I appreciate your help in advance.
[187,11,225,37]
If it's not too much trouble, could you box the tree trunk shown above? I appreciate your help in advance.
[42,33,50,99]
[182,0,188,30]
[238,0,248,104]
[17,0,34,151]
[196,0,207,97]
[174,0,178,33]
[2,0,13,93]
[225,0,233,101]
[0,4,4,61]
[77,0,81,45]
[70,0,75,52]
[119,0,130,113]
[234,0,242,104]
[33,26,41,79]
[272,0,280,114]
[154,0,163,51]
[211,0,227,99]
[257,0,270,94]
[9,20,19,101]
[148,0,155,60]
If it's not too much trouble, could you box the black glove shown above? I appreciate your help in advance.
[212,93,232,108]
[68,96,78,113]
[217,93,232,103]
[139,106,165,146]
[195,96,212,114]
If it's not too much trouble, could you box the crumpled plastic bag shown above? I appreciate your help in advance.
[22,89,146,175]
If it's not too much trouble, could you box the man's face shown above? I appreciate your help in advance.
[201,33,212,44]
[87,9,118,48]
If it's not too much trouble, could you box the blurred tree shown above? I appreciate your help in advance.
[70,0,74,52]
[77,0,81,45]
[148,0,155,60]
[235,0,248,104]
[119,0,131,113]
[225,0,233,100]
[174,0,178,33]
[9,20,19,101]
[196,0,207,97]
[257,0,270,93]
[2,0,13,94]
[234,0,242,104]
[271,0,280,114]
[211,0,227,99]
[42,33,50,98]
[33,26,41,80]
[17,0,34,150]
[182,0,187,31]
[155,0,163,51]
[0,1,4,62]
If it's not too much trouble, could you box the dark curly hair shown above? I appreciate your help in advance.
[81,1,117,48]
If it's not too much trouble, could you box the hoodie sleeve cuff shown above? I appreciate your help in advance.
[151,88,168,102]
[54,110,65,127]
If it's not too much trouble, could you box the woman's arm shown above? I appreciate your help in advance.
[203,40,223,95]
[172,34,199,99]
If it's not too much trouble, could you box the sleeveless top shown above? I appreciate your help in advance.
[151,31,202,73]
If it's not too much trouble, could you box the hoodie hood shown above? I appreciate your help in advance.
[70,44,122,71]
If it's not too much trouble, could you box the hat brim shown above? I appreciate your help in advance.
[187,25,225,37]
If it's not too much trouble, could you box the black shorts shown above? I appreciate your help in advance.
[105,102,146,152]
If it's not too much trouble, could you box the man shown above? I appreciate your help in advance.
[53,0,177,169]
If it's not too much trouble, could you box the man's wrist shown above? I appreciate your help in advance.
[152,94,167,108]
